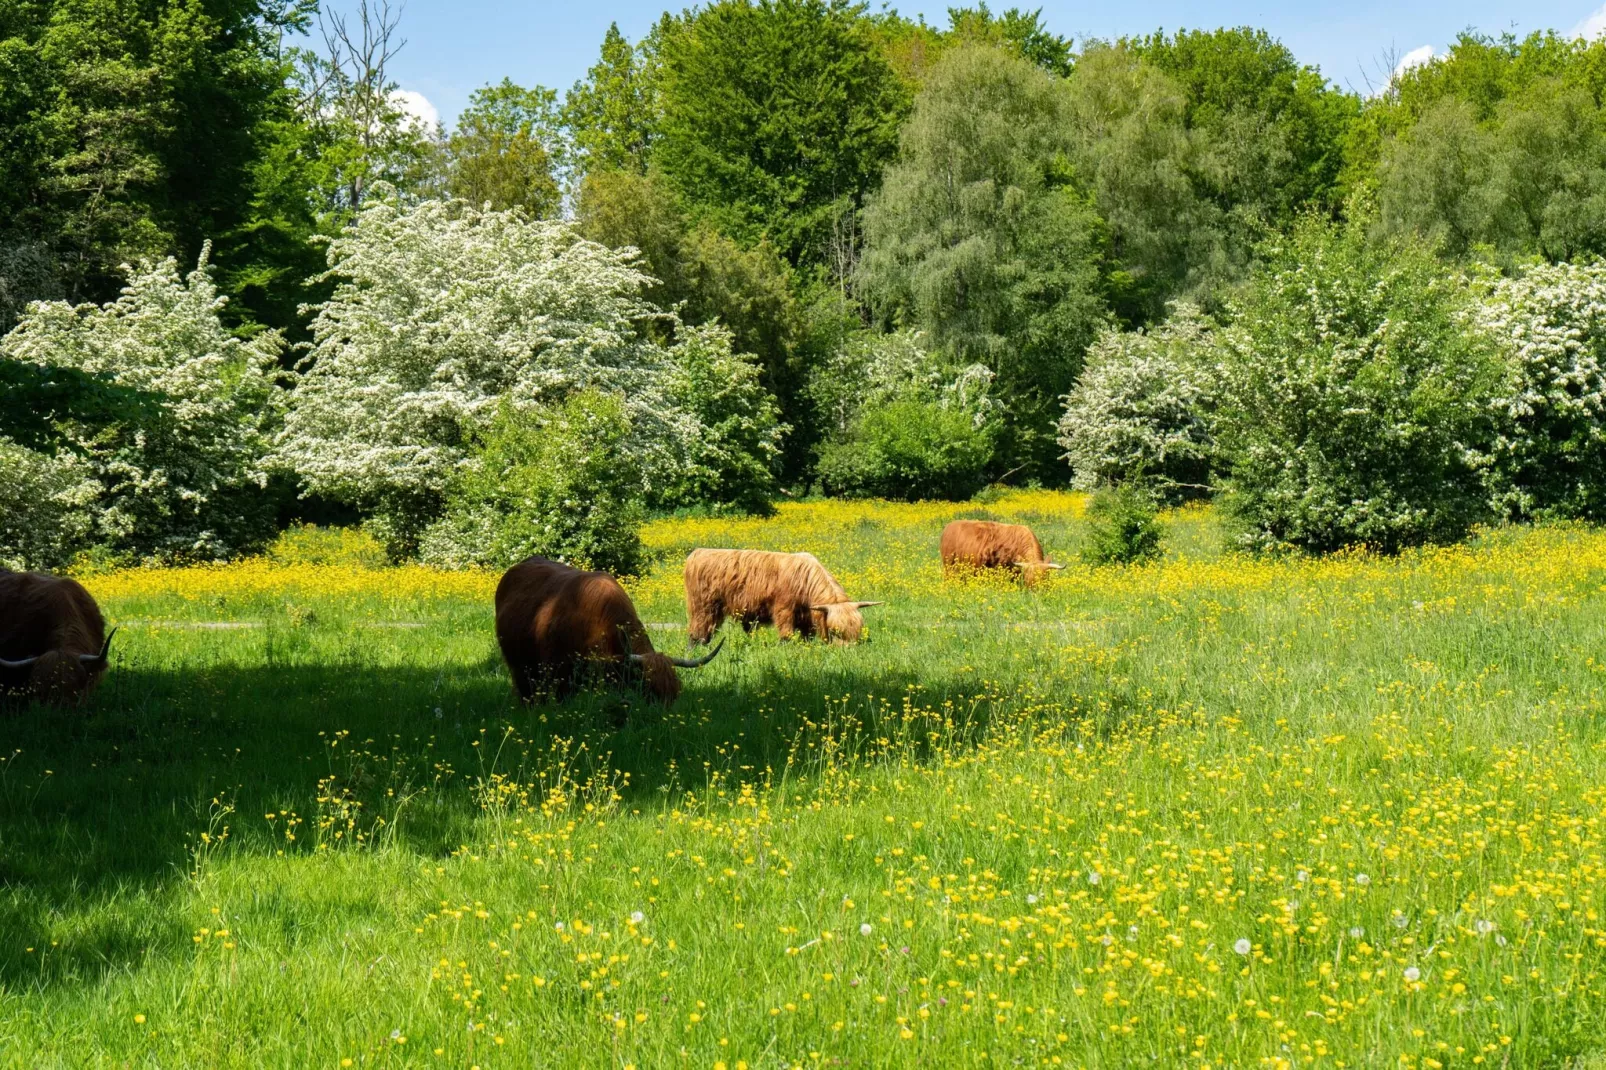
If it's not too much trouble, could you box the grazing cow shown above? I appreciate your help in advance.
[940,519,1066,586]
[495,556,722,705]
[0,570,116,706]
[683,548,884,644]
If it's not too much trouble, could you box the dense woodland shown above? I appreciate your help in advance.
[3,0,1606,570]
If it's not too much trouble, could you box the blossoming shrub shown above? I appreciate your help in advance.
[0,439,100,570]
[655,324,786,516]
[813,331,999,500]
[1213,218,1503,553]
[276,193,786,551]
[0,249,282,560]
[1056,304,1216,501]
[420,391,645,575]
[1476,260,1606,521]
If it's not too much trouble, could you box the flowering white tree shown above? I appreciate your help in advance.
[275,192,783,552]
[1057,304,1216,499]
[1474,260,1606,520]
[1,247,282,559]
[0,440,100,570]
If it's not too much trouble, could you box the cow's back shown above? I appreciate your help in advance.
[0,571,104,659]
[686,549,845,612]
[941,521,1042,569]
[496,557,642,666]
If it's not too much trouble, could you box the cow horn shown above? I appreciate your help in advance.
[664,637,725,669]
[0,654,41,669]
[79,627,117,668]
[852,601,885,609]
[1015,561,1065,570]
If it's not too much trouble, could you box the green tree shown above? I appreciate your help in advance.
[575,169,805,429]
[860,44,1108,476]
[652,0,910,269]
[1132,28,1358,220]
[564,21,663,176]
[444,80,564,216]
[944,5,1072,76]
[0,0,304,327]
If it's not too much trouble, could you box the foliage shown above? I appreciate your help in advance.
[575,170,802,400]
[0,0,307,329]
[1364,33,1606,263]
[943,5,1073,76]
[657,324,787,515]
[1057,305,1217,500]
[1,248,282,560]
[274,194,667,553]
[1131,28,1359,222]
[860,45,1108,477]
[816,398,996,501]
[813,332,998,500]
[1474,259,1606,521]
[564,20,665,176]
[1212,217,1503,554]
[421,392,646,575]
[652,0,910,269]
[441,80,565,216]
[0,439,101,570]
[1080,481,1165,565]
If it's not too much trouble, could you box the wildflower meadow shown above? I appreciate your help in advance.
[1,492,1604,1068]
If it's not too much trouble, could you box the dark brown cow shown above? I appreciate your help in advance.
[684,549,883,644]
[0,570,116,706]
[940,520,1066,586]
[495,556,721,705]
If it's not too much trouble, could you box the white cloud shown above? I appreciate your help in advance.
[1393,45,1436,78]
[390,89,439,131]
[1574,4,1606,40]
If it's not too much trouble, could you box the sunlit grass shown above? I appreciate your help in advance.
[2,491,1605,1068]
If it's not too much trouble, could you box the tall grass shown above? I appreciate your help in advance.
[1,492,1604,1068]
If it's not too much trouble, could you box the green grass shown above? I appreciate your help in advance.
[2,493,1605,1069]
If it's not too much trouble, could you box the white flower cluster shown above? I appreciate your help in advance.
[274,194,675,505]
[1056,304,1215,495]
[274,193,781,538]
[1,247,281,560]
[0,439,100,570]
[1473,260,1606,520]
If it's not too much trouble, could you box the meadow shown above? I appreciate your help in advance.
[2,491,1606,1068]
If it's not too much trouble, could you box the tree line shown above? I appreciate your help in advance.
[4,0,1606,570]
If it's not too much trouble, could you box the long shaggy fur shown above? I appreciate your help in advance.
[940,520,1055,585]
[684,549,868,643]
[495,556,682,704]
[0,570,109,706]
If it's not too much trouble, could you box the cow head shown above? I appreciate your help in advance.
[0,628,116,707]
[809,601,885,643]
[628,638,724,703]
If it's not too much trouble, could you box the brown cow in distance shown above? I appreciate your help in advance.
[0,570,116,706]
[940,520,1066,586]
[495,556,722,705]
[684,549,883,644]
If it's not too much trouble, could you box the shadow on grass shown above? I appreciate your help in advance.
[0,641,1028,989]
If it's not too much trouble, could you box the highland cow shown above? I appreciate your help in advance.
[683,549,883,644]
[939,520,1065,586]
[495,556,721,705]
[0,570,116,707]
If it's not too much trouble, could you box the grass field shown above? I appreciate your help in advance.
[3,491,1606,1068]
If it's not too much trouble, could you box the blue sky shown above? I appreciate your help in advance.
[349,0,1606,128]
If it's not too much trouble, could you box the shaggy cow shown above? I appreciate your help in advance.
[0,570,116,706]
[683,548,883,644]
[495,556,722,705]
[940,520,1066,585]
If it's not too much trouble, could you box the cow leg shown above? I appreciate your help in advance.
[773,604,797,640]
